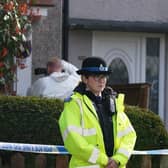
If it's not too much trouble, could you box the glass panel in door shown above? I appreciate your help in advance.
[146,38,160,114]
[108,58,129,85]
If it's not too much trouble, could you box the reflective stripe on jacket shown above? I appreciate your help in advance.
[59,92,136,168]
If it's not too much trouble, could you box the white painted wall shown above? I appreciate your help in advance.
[69,30,92,68]
[16,56,32,96]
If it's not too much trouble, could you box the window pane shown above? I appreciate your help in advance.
[146,38,160,114]
[108,58,129,85]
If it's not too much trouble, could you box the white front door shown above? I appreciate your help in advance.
[92,32,148,83]
[92,31,165,119]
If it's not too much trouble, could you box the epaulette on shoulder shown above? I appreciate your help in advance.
[64,96,72,102]
[64,95,72,102]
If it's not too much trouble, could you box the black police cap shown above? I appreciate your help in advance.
[77,57,111,75]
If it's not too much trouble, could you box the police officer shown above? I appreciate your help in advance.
[59,57,136,168]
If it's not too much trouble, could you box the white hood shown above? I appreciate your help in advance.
[50,72,69,82]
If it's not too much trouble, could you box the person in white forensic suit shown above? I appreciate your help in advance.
[28,56,80,168]
[28,56,80,99]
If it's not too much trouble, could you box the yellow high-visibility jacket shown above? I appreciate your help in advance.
[59,92,136,168]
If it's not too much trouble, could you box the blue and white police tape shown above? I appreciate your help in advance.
[0,142,168,155]
[133,149,168,155]
[0,142,68,154]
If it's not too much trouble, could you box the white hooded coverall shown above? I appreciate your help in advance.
[28,60,80,99]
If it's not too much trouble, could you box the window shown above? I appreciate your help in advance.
[107,58,129,85]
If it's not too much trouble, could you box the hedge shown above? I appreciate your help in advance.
[0,96,167,167]
[125,106,168,168]
[125,106,168,150]
[0,95,167,148]
[0,96,63,145]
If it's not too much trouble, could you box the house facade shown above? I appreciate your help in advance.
[16,0,168,129]
[67,0,168,129]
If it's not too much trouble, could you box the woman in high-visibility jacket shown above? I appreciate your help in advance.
[59,57,136,168]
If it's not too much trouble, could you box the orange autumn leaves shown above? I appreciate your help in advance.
[18,3,28,15]
[0,48,8,58]
[0,0,31,87]
[3,1,14,11]
[3,1,28,15]
[3,1,28,34]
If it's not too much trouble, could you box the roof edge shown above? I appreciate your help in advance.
[69,18,168,33]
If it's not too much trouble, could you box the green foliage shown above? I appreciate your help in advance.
[125,106,168,168]
[0,96,63,145]
[125,105,168,150]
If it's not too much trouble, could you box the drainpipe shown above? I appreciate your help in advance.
[62,0,69,61]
